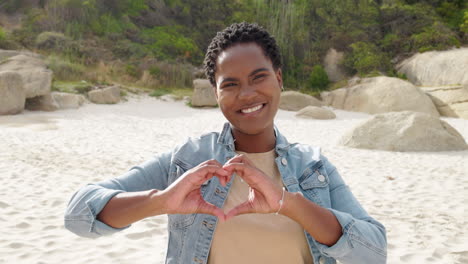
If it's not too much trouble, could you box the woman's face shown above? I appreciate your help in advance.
[214,42,282,136]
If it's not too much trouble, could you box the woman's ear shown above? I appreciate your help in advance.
[212,85,218,100]
[276,68,283,90]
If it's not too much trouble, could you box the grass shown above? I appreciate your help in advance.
[52,80,93,94]
[149,88,171,97]
[46,55,87,81]
[328,79,349,90]
[149,87,193,100]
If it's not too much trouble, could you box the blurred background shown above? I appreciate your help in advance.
[0,0,466,97]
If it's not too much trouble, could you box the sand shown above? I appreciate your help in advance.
[0,95,467,264]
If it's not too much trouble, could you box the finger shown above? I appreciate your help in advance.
[225,200,254,221]
[187,165,229,186]
[200,159,224,168]
[202,167,229,186]
[225,154,254,166]
[197,201,226,222]
[222,163,258,184]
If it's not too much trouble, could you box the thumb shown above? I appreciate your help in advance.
[197,201,226,222]
[225,200,254,221]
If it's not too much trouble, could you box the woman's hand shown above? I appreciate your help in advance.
[222,155,283,221]
[159,159,230,221]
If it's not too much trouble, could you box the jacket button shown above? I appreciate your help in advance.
[281,158,288,166]
[319,256,326,264]
[318,174,325,182]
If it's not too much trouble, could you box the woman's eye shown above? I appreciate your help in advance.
[253,75,266,81]
[222,83,236,89]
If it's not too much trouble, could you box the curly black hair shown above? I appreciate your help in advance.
[203,22,282,87]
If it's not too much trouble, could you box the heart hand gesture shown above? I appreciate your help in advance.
[222,155,284,221]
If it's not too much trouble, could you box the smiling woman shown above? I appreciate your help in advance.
[214,43,282,153]
[64,22,387,264]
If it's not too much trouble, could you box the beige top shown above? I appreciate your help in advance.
[207,149,313,264]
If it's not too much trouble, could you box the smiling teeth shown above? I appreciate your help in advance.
[241,104,262,114]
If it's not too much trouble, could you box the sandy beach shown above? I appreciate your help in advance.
[0,95,467,264]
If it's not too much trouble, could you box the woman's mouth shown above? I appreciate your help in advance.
[239,103,265,114]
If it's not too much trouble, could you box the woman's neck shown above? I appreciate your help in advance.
[231,126,276,153]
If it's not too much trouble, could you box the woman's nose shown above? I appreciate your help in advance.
[238,85,256,100]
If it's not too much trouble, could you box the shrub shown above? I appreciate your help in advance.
[73,83,93,94]
[112,40,147,59]
[35,31,69,50]
[125,64,140,78]
[0,26,6,42]
[140,60,194,89]
[343,42,390,75]
[46,56,86,81]
[410,22,460,52]
[460,10,468,34]
[307,65,329,92]
[140,26,202,62]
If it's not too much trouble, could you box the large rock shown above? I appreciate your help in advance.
[0,54,53,98]
[296,106,336,120]
[279,91,323,111]
[0,71,25,115]
[339,111,467,152]
[26,92,85,111]
[419,85,468,119]
[0,50,23,62]
[191,79,217,107]
[88,86,120,104]
[25,93,59,111]
[321,76,439,116]
[324,48,348,82]
[0,49,41,62]
[52,92,85,109]
[397,48,468,86]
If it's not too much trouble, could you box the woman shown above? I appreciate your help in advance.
[65,22,387,264]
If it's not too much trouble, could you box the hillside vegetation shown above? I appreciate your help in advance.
[0,0,466,92]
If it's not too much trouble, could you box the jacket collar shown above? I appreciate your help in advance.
[217,122,291,155]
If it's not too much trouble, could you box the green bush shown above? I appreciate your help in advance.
[112,40,147,59]
[0,27,6,42]
[35,32,70,50]
[141,26,202,62]
[307,65,329,92]
[344,42,390,75]
[46,56,86,81]
[436,1,466,30]
[73,83,93,94]
[461,11,468,33]
[125,64,140,78]
[143,60,194,88]
[410,22,460,52]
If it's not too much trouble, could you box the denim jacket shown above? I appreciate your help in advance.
[64,123,387,264]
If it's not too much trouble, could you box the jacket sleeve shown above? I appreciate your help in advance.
[64,151,172,238]
[315,155,387,264]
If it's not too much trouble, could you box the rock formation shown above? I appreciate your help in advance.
[295,106,336,120]
[0,54,52,98]
[0,71,25,115]
[321,76,439,116]
[397,48,468,86]
[339,111,467,152]
[419,85,468,119]
[324,48,347,82]
[279,91,323,111]
[191,79,217,107]
[88,86,120,104]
